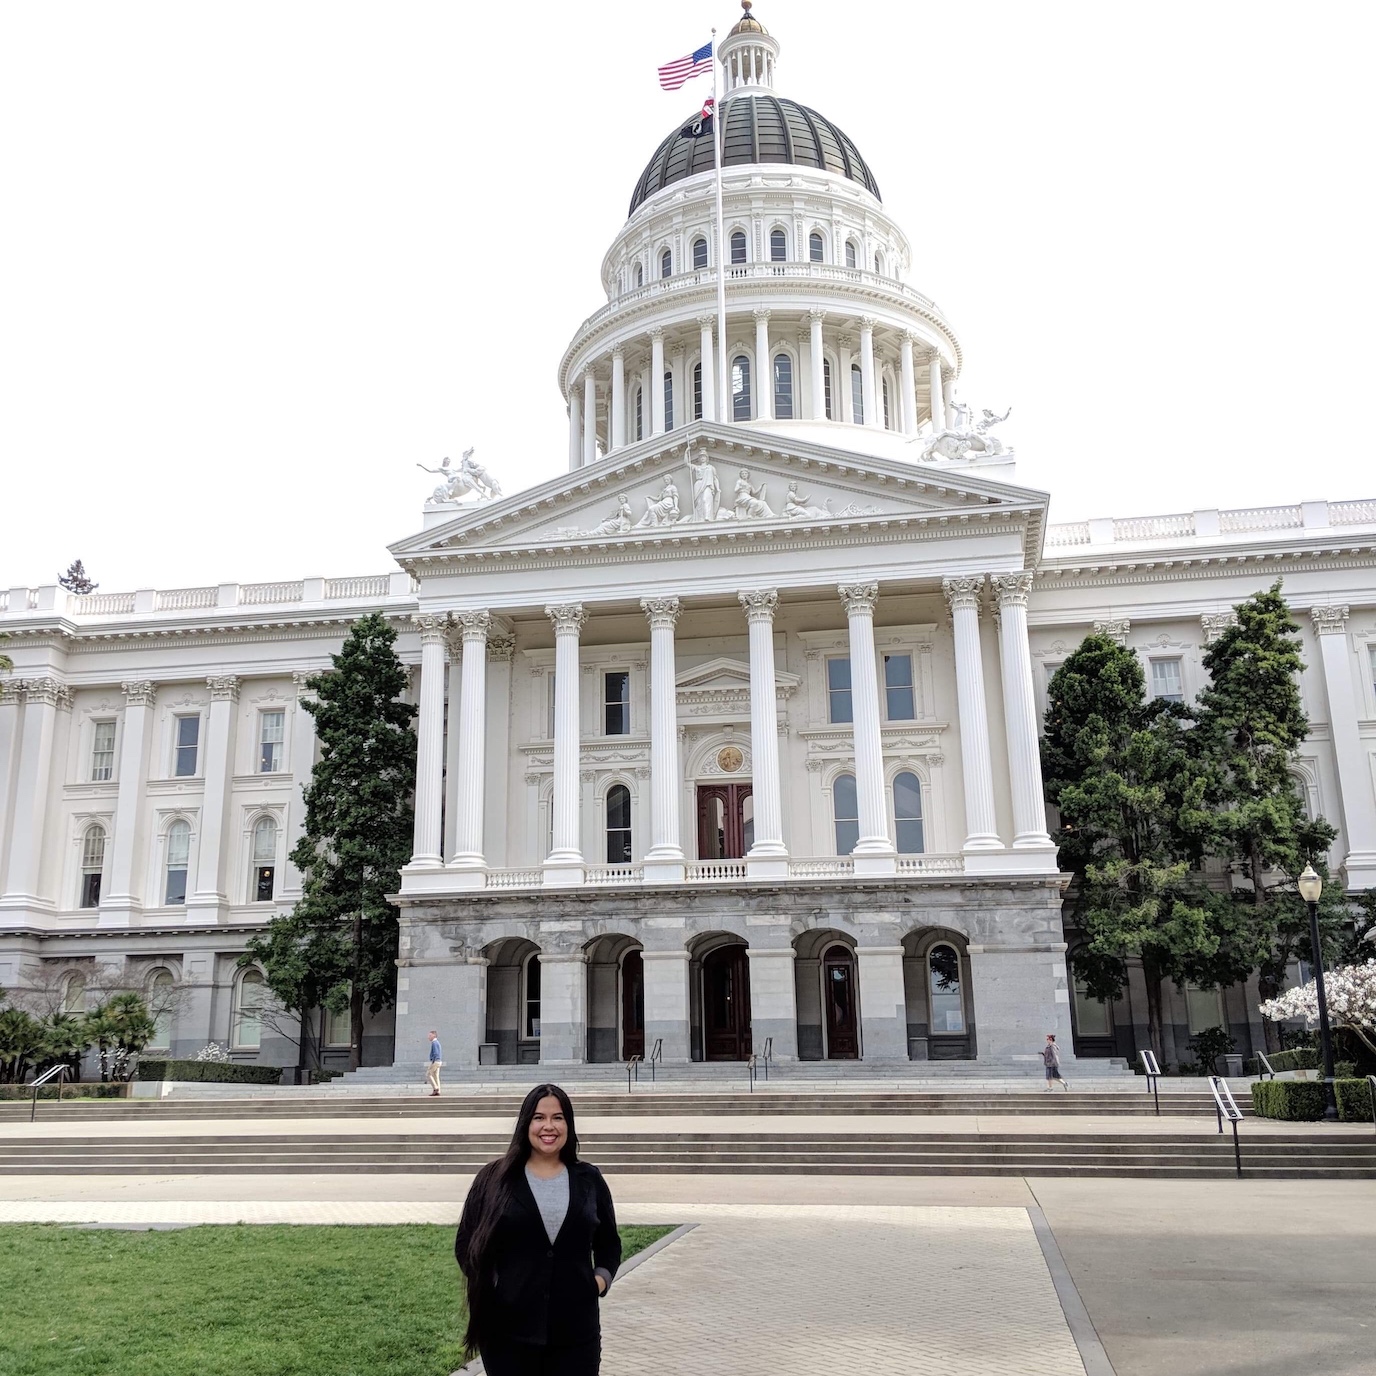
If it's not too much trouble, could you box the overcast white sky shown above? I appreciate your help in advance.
[3,2,1373,592]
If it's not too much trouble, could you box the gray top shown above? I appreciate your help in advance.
[525,1164,570,1243]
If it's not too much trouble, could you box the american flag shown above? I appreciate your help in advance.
[658,41,713,91]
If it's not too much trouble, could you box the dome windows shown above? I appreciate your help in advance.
[770,227,787,262]
[809,231,824,263]
[660,248,673,279]
[850,363,864,423]
[773,353,793,419]
[730,230,748,264]
[845,239,858,269]
[693,362,703,420]
[692,237,708,270]
[732,355,752,421]
[634,262,644,289]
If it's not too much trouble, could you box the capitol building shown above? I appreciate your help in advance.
[4,7,1374,1078]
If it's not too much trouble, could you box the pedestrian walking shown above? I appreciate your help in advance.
[427,1029,443,1097]
[1042,1033,1070,1091]
[455,1083,621,1376]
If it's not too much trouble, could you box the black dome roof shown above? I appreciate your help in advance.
[629,93,881,217]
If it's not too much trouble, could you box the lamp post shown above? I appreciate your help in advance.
[1297,864,1339,1122]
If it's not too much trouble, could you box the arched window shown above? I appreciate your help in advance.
[893,772,924,853]
[833,773,859,856]
[850,363,865,424]
[606,784,632,863]
[251,815,278,902]
[730,230,747,264]
[634,385,643,442]
[62,972,86,1016]
[773,353,793,419]
[874,250,885,274]
[147,968,175,1050]
[523,952,542,1038]
[233,968,265,1050]
[80,823,106,908]
[808,231,824,263]
[732,355,752,421]
[663,371,674,431]
[770,227,786,261]
[823,359,833,419]
[164,819,191,905]
[693,361,703,420]
[928,944,965,1033]
[882,375,892,429]
[845,239,858,269]
[692,237,708,270]
[634,262,644,288]
[660,248,672,279]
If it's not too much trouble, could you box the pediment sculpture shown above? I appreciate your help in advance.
[919,404,1013,464]
[418,448,503,505]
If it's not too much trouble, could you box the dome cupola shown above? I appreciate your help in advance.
[720,0,778,93]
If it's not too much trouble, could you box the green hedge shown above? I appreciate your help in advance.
[1245,1047,1318,1074]
[0,1083,130,1100]
[1252,1077,1375,1122]
[136,1059,284,1085]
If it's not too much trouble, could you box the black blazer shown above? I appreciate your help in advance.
[455,1158,622,1347]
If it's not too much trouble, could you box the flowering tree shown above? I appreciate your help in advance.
[1260,960,1376,1057]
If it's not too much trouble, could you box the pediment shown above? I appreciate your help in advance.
[676,656,801,699]
[389,421,1048,567]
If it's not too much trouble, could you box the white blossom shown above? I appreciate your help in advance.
[1260,959,1376,1055]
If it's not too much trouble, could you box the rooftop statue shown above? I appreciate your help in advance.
[919,402,1013,463]
[418,448,503,504]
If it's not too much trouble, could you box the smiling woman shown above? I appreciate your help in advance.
[455,1083,622,1376]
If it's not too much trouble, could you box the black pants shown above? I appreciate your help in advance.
[479,1336,601,1376]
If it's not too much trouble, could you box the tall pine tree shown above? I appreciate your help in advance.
[1042,634,1217,1062]
[244,612,416,1071]
[1192,583,1344,1045]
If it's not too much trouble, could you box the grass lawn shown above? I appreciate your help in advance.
[0,1222,673,1376]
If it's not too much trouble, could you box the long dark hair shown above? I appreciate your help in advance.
[457,1083,580,1354]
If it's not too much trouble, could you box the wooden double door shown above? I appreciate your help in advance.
[697,784,754,859]
[823,946,860,1059]
[702,944,752,1061]
[620,950,644,1061]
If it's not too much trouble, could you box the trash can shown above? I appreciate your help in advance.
[478,1043,499,1066]
[1222,1053,1244,1077]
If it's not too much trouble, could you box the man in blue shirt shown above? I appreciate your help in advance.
[427,1030,443,1097]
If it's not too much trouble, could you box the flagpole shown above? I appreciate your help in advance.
[712,28,728,424]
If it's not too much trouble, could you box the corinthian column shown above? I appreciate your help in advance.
[697,316,716,422]
[640,597,685,881]
[754,309,773,421]
[942,577,1002,856]
[899,333,917,435]
[100,680,157,925]
[741,590,788,877]
[448,611,491,881]
[808,310,826,420]
[928,353,945,432]
[610,349,626,451]
[408,616,448,869]
[187,675,239,922]
[838,583,895,874]
[650,330,666,436]
[859,317,880,428]
[567,385,582,472]
[582,373,597,466]
[545,604,587,883]
[993,573,1055,857]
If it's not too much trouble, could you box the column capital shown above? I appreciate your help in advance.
[1310,605,1350,635]
[291,669,319,701]
[738,589,779,622]
[641,596,682,628]
[22,676,72,710]
[1093,618,1131,644]
[206,675,240,702]
[1200,611,1239,644]
[696,314,716,331]
[453,610,492,643]
[942,575,984,612]
[901,329,920,347]
[838,583,879,615]
[611,345,624,361]
[121,680,156,707]
[752,306,772,322]
[807,308,827,326]
[838,333,854,350]
[546,603,588,635]
[487,632,516,664]
[413,613,450,646]
[859,315,877,332]
[648,326,665,342]
[992,571,1035,608]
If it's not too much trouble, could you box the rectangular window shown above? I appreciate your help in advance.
[259,710,285,773]
[664,372,674,431]
[693,362,703,420]
[883,653,915,720]
[324,1001,351,1048]
[1149,658,1184,703]
[850,365,865,424]
[254,865,275,902]
[173,715,200,777]
[91,720,116,782]
[823,359,833,419]
[81,872,102,909]
[827,657,853,724]
[1185,983,1225,1034]
[604,671,630,736]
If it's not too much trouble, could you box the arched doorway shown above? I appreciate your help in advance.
[821,943,859,1059]
[701,943,752,1060]
[621,948,645,1060]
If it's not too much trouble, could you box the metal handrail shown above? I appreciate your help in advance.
[648,1038,662,1085]
[1368,1075,1376,1135]
[29,1064,70,1122]
[1256,1051,1276,1081]
[1139,1049,1161,1116]
[759,1037,773,1083]
[746,1053,758,1093]
[625,1054,642,1093]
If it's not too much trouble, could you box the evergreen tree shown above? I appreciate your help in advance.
[1192,583,1344,1044]
[1042,634,1217,1062]
[57,559,98,594]
[244,613,416,1071]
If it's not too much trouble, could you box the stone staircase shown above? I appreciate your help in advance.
[1,1128,1371,1179]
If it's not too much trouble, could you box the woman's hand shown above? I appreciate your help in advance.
[595,1274,608,1296]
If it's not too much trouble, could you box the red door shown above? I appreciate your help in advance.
[697,785,754,859]
[702,944,752,1060]
[621,950,645,1060]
